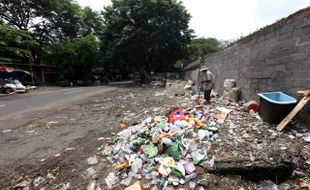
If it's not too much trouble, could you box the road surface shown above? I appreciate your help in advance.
[0,86,116,127]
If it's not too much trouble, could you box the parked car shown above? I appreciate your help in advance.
[0,79,15,94]
[0,79,27,94]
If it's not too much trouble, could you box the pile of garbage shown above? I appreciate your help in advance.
[101,107,220,189]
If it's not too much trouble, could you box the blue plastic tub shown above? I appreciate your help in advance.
[258,92,297,124]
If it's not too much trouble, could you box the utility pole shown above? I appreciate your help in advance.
[27,44,35,86]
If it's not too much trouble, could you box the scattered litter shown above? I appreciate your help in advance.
[120,174,133,186]
[54,153,61,158]
[87,180,96,190]
[216,107,232,114]
[304,135,310,143]
[33,176,47,187]
[105,172,118,189]
[119,121,128,129]
[84,167,98,179]
[65,147,76,151]
[47,121,58,125]
[87,156,98,165]
[100,105,223,188]
[189,180,196,189]
[13,180,31,188]
[2,129,12,133]
[243,100,259,112]
[125,181,141,190]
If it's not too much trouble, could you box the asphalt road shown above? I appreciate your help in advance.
[0,86,116,124]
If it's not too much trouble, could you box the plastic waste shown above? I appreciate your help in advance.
[120,174,133,186]
[175,120,187,129]
[115,163,130,170]
[131,158,143,174]
[166,142,181,159]
[132,137,147,146]
[185,173,197,182]
[243,100,259,112]
[189,181,196,189]
[169,109,185,123]
[198,130,209,140]
[163,157,175,168]
[159,164,171,177]
[193,117,204,129]
[184,161,196,174]
[171,162,185,177]
[192,151,208,165]
[161,138,172,146]
[105,172,117,189]
[100,104,225,188]
[144,144,158,158]
[118,129,132,141]
[168,176,180,186]
[156,122,165,129]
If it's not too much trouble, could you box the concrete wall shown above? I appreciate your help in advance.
[184,7,310,101]
[183,7,310,126]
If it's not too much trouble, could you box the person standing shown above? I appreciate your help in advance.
[199,66,214,104]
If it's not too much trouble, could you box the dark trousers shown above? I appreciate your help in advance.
[204,89,211,102]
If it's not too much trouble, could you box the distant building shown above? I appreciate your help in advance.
[0,62,58,85]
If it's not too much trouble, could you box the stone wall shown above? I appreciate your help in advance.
[184,7,310,101]
[183,7,310,126]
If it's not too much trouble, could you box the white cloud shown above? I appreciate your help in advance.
[182,0,309,40]
[75,0,310,40]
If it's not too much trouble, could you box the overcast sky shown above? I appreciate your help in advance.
[76,0,309,40]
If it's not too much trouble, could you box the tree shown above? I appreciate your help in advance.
[80,7,104,37]
[188,37,222,61]
[43,36,100,80]
[0,24,39,62]
[100,0,193,75]
[0,0,83,42]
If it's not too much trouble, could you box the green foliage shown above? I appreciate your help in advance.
[0,0,83,42]
[43,36,100,80]
[0,24,39,62]
[100,0,193,74]
[80,7,104,37]
[188,37,222,61]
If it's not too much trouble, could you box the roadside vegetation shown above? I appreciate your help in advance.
[0,0,225,81]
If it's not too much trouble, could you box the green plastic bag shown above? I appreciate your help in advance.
[166,142,181,159]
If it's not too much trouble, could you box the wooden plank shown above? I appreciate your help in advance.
[276,95,310,131]
[297,90,310,96]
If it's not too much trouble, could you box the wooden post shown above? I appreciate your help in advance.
[276,90,310,131]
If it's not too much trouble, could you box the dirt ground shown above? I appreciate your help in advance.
[0,84,189,189]
[0,82,309,190]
